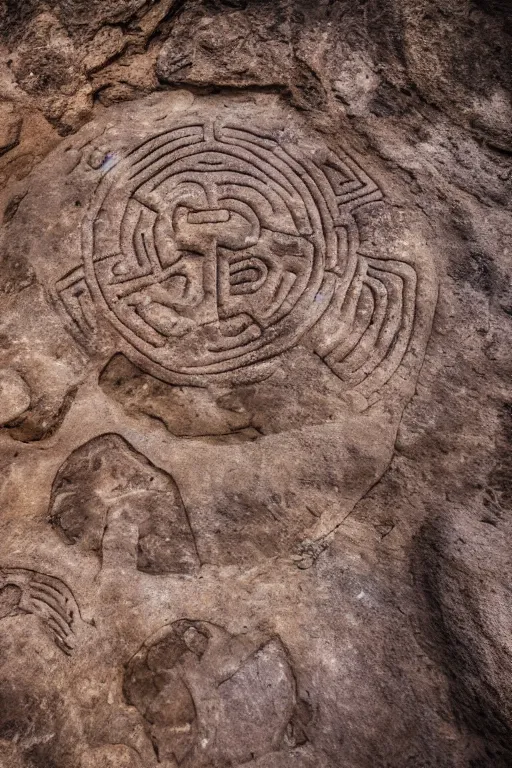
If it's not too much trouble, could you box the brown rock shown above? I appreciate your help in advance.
[0,102,21,155]
[0,3,508,767]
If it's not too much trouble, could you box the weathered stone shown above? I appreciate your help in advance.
[0,102,21,155]
[0,2,509,767]
[0,369,30,425]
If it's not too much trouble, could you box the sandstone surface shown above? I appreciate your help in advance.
[0,2,510,767]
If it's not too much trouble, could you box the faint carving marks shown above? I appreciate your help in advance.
[317,254,419,406]
[0,568,82,655]
[49,433,200,575]
[123,620,311,767]
[54,264,96,343]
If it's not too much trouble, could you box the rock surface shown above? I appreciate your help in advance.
[0,2,510,767]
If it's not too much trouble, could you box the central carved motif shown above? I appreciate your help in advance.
[81,119,381,384]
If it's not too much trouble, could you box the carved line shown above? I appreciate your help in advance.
[320,256,418,402]
[125,124,205,161]
[311,221,362,358]
[358,258,418,401]
[127,132,205,183]
[0,567,82,655]
[54,265,96,339]
[221,124,383,211]
[216,134,325,241]
[212,135,341,330]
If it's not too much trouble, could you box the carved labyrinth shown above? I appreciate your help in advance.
[56,117,425,398]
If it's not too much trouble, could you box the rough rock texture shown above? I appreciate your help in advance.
[0,2,510,767]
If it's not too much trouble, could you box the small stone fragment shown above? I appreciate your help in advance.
[83,26,126,74]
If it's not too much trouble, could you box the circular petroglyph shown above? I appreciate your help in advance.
[82,118,379,384]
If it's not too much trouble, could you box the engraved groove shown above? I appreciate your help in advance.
[0,567,82,655]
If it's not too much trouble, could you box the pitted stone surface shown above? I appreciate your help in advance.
[0,92,442,768]
[0,4,509,768]
[0,94,438,561]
